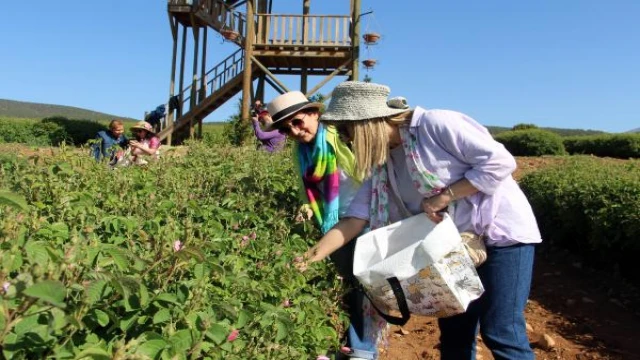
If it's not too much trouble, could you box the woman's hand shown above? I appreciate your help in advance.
[293,254,309,272]
[129,140,140,148]
[421,192,453,223]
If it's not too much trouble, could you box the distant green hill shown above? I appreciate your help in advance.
[486,125,607,137]
[0,99,138,122]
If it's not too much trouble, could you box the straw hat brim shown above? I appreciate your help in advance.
[321,107,408,122]
[266,102,322,131]
[130,124,156,135]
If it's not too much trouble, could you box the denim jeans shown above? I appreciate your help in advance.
[438,243,536,360]
[330,240,378,360]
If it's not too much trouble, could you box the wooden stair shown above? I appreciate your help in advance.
[158,48,255,143]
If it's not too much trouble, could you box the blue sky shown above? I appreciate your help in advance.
[1,1,638,132]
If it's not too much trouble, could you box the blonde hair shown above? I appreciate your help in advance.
[329,110,412,179]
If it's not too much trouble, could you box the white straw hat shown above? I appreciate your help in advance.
[321,81,410,121]
[266,91,322,129]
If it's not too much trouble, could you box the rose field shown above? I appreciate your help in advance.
[1,122,639,360]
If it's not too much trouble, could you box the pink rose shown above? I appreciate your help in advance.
[173,240,183,252]
[1,282,9,294]
[282,299,291,307]
[227,329,239,342]
[249,231,257,239]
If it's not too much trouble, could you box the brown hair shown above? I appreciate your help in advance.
[109,119,124,129]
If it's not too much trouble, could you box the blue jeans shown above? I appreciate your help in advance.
[330,240,378,360]
[438,243,536,360]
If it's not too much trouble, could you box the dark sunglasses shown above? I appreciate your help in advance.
[277,115,306,135]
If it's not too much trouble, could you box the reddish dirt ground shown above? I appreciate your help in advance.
[380,157,640,360]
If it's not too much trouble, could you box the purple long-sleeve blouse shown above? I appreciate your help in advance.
[346,107,542,247]
[253,119,286,152]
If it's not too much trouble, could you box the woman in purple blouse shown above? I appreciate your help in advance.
[301,81,542,360]
[252,110,286,153]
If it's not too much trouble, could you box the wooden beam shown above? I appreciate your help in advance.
[306,58,352,97]
[250,56,290,92]
[264,76,285,95]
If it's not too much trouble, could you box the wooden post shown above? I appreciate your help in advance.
[302,0,310,45]
[351,0,361,81]
[241,0,255,127]
[190,26,200,139]
[301,62,308,94]
[200,27,208,104]
[167,15,179,145]
[178,25,187,118]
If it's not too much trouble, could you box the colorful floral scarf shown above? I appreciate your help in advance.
[297,124,340,234]
[370,127,446,230]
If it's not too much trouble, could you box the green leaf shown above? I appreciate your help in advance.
[236,310,251,329]
[0,190,28,211]
[194,263,205,280]
[154,293,179,305]
[25,241,49,265]
[275,320,288,342]
[206,323,228,345]
[135,339,168,360]
[175,247,205,262]
[23,280,66,308]
[103,246,129,271]
[139,283,150,307]
[93,309,110,327]
[169,329,193,353]
[85,279,109,305]
[153,309,171,324]
[74,347,111,360]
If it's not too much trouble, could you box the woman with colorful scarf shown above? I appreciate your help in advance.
[306,81,542,360]
[266,91,384,360]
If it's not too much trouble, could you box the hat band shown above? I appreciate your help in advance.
[272,101,310,122]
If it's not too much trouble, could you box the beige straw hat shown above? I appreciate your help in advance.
[266,91,322,129]
[130,121,155,134]
[321,81,410,122]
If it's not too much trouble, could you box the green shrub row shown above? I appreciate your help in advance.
[495,129,640,158]
[519,156,640,283]
[494,129,566,156]
[0,117,111,146]
[563,133,640,158]
[0,143,344,359]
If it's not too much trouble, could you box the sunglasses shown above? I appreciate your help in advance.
[277,115,307,135]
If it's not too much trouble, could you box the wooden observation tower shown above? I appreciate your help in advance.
[161,0,364,144]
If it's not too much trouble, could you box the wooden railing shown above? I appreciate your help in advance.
[255,14,351,46]
[195,0,246,39]
[167,0,194,5]
[176,48,244,115]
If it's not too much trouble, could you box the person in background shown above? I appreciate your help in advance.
[266,91,383,360]
[128,121,161,165]
[92,119,128,164]
[303,81,541,360]
[252,100,286,152]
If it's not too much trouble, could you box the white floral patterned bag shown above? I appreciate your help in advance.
[353,213,484,325]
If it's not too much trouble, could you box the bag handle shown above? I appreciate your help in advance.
[360,277,411,326]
